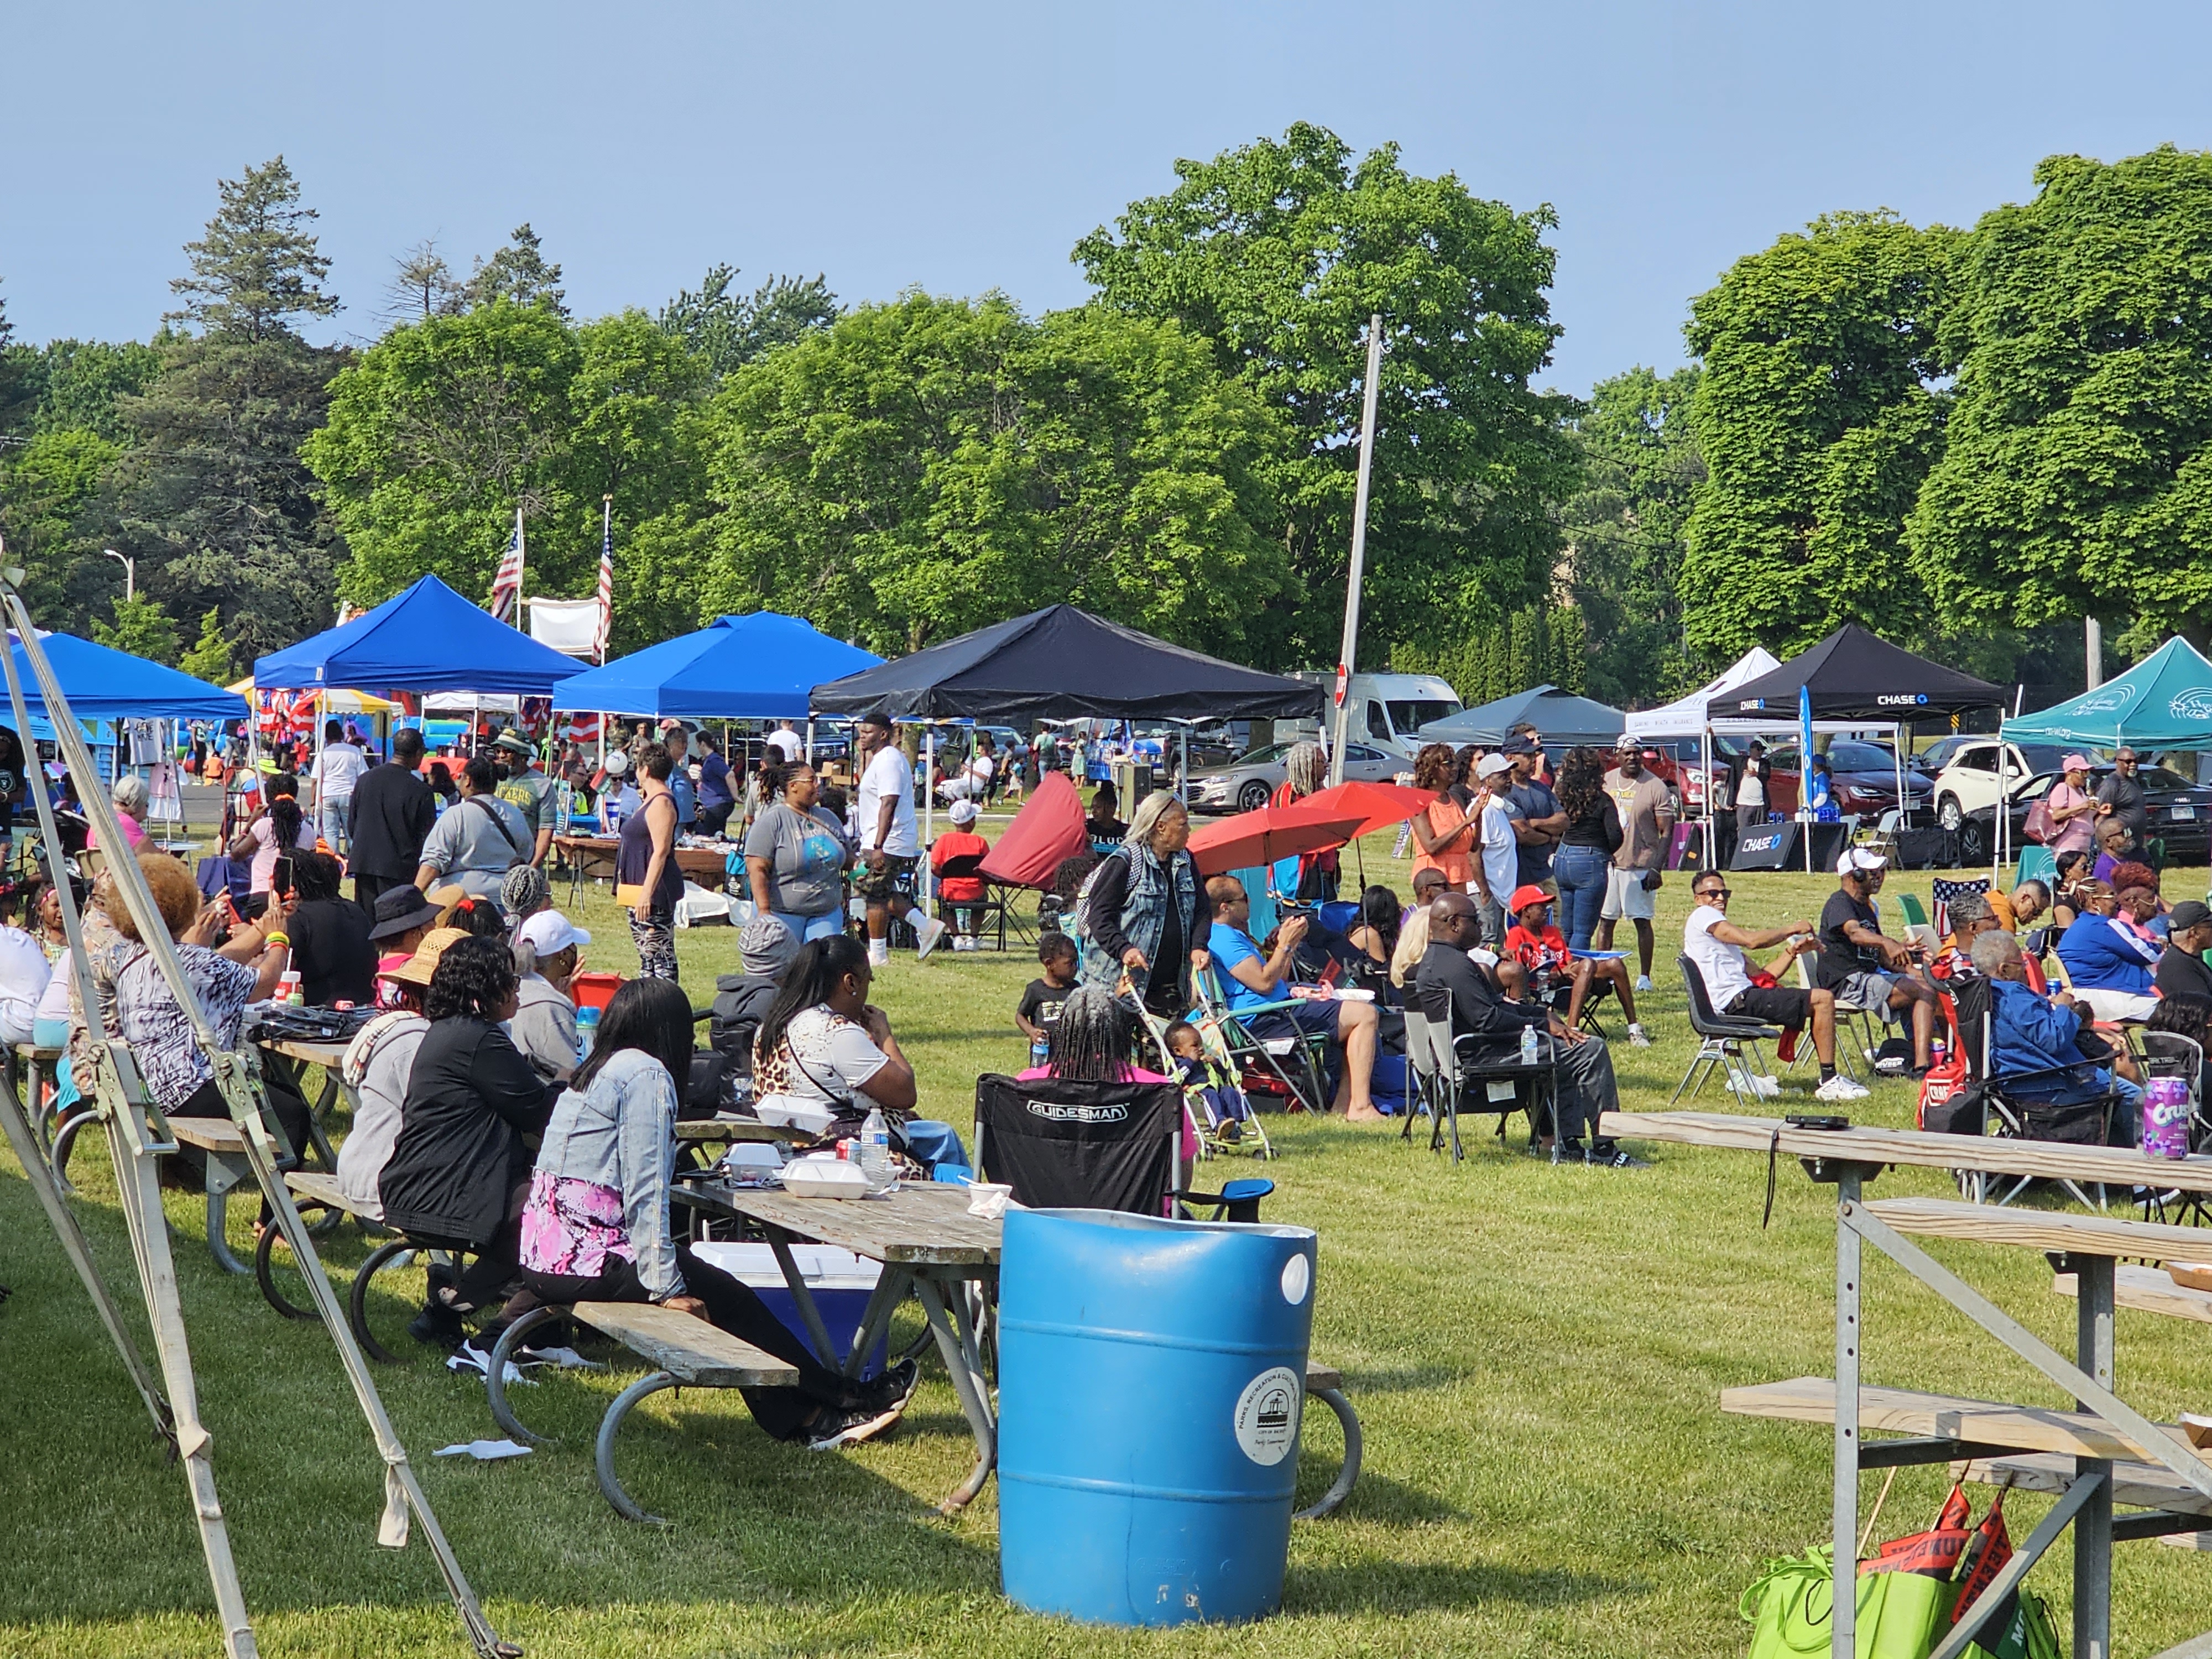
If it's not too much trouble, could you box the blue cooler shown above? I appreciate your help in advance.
[997,1207,1316,1626]
[686,1241,888,1378]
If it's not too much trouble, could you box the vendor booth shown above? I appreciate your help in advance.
[552,612,882,722]
[1415,684,1626,749]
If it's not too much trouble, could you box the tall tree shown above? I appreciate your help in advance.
[463,225,567,316]
[1562,366,1705,706]
[104,157,348,658]
[1681,211,1957,661]
[180,606,238,684]
[1076,123,1580,665]
[698,291,1291,656]
[1911,147,2212,654]
[383,239,461,325]
[91,594,180,665]
[659,265,839,380]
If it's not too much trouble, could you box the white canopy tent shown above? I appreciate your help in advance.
[1623,648,1783,740]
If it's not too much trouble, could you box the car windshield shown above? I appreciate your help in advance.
[2017,745,2069,775]
[1385,700,1459,734]
[1826,742,1897,771]
[2140,766,2192,790]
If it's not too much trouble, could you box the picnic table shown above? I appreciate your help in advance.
[675,1178,1003,1514]
[253,1034,353,1170]
[551,834,734,906]
[7,1040,73,1171]
[1610,1108,2212,1659]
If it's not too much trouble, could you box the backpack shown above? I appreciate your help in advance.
[1068,848,1126,942]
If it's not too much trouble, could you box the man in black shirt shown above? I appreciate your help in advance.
[1813,848,1937,1073]
[2094,747,2147,841]
[2155,900,2212,1001]
[1415,891,1637,1167]
[1504,736,1566,889]
[346,728,437,909]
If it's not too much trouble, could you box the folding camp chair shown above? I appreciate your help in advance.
[1944,974,2117,1209]
[1797,950,1877,1082]
[973,1073,1273,1220]
[1676,954,1783,1107]
[1411,962,1555,1164]
[1191,968,1329,1116]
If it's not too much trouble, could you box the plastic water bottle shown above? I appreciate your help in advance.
[575,1004,600,1062]
[858,1105,893,1190]
[1520,1023,1540,1067]
[1029,1034,1050,1071]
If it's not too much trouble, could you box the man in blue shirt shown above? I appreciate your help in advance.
[1204,875,1381,1123]
[1503,735,1564,890]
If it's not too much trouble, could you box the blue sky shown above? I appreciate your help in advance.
[6,1,2207,393]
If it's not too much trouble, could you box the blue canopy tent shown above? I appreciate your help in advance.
[8,632,248,723]
[252,575,585,695]
[550,613,883,718]
[2000,636,2212,751]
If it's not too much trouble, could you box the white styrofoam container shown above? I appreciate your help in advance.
[780,1156,870,1199]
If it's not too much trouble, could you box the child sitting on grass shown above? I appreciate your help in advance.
[1016,932,1079,1059]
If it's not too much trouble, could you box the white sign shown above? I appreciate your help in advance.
[1233,1366,1302,1465]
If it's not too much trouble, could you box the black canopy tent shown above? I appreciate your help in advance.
[807,605,1324,724]
[1724,624,2003,722]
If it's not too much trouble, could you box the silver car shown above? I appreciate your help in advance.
[1189,740,1404,815]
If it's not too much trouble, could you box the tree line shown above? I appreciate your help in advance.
[4,133,2211,709]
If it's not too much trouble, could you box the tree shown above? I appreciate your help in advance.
[383,239,461,325]
[165,156,337,344]
[1911,147,2212,653]
[0,427,124,629]
[1076,123,1581,664]
[105,158,348,658]
[659,265,839,380]
[92,594,180,665]
[1562,366,1706,705]
[1681,211,1957,661]
[462,225,567,316]
[180,606,237,684]
[698,291,1292,656]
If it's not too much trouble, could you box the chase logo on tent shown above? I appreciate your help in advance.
[2171,689,2212,723]
[1736,698,1766,712]
[1876,693,1929,707]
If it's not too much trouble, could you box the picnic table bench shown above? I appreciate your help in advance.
[1611,1109,2212,1659]
[168,1117,259,1275]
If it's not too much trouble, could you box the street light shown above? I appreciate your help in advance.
[102,549,135,603]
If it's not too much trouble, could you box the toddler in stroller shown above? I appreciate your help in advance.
[1162,1018,1272,1158]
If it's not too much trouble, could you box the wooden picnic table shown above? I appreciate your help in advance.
[552,834,734,905]
[1613,1109,2212,1659]
[253,1034,353,1170]
[674,1179,1002,1513]
[7,1040,71,1168]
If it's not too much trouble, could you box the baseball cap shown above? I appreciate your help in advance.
[1475,753,1511,779]
[2062,753,2091,773]
[1614,733,1638,750]
[368,884,442,942]
[949,799,979,826]
[602,750,630,776]
[516,910,592,956]
[382,926,469,988]
[1837,847,1889,877]
[2169,899,2211,931]
[1508,884,1551,914]
[1500,735,1536,757]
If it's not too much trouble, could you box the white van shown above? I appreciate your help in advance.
[1279,672,1463,764]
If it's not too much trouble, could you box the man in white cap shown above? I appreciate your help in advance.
[1597,734,1675,990]
[1470,752,1520,948]
[1813,847,1938,1075]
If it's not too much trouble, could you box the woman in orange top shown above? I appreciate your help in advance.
[1407,742,1477,889]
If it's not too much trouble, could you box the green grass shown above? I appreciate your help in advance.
[6,842,2212,1657]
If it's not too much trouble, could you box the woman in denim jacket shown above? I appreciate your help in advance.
[517,977,916,1451]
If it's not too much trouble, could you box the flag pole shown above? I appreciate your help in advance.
[1328,315,1385,787]
[599,495,613,667]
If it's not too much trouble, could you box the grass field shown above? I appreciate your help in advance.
[6,837,2212,1657]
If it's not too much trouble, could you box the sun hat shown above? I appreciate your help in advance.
[949,799,979,826]
[382,926,470,988]
[1508,884,1551,914]
[515,910,591,957]
[367,885,442,942]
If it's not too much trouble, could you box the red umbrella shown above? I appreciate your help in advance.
[1293,779,1438,839]
[1186,801,1370,878]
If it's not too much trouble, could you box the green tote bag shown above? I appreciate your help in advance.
[1740,1547,1954,1659]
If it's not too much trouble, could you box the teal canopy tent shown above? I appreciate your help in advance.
[2000,637,2212,750]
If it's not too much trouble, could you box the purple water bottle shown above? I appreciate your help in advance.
[2142,1077,2192,1160]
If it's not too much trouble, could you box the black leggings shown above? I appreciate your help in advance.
[521,1244,869,1441]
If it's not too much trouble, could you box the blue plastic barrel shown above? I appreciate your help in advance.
[997,1207,1317,1626]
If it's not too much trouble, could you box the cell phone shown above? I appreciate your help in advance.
[272,854,294,895]
[1786,1113,1851,1131]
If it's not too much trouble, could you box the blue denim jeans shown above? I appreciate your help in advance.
[1552,843,1611,951]
[320,795,352,854]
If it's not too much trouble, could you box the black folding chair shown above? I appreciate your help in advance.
[1947,975,2118,1209]
[973,1073,1272,1221]
[1674,955,1783,1109]
[1412,962,1559,1164]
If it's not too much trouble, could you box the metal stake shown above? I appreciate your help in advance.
[1832,1168,1861,1658]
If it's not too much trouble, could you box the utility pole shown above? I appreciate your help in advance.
[2085,616,2103,691]
[1328,314,1385,787]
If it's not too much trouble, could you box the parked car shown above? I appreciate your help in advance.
[1188,739,1402,815]
[1928,741,2072,831]
[1961,764,2212,866]
[1647,737,1804,817]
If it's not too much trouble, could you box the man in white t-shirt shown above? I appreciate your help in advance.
[1682,870,1862,1102]
[311,721,371,854]
[938,741,994,804]
[1471,754,1520,948]
[854,709,946,967]
[765,724,804,763]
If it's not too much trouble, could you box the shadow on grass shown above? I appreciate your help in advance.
[1292,1463,1461,1525]
[1284,1556,1639,1615]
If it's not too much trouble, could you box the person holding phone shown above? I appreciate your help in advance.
[228,771,317,920]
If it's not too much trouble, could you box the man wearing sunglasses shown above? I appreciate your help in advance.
[1684,874,1865,1102]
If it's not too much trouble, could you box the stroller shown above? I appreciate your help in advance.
[1130,996,1277,1162]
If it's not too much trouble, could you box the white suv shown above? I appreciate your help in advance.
[1929,741,2074,830]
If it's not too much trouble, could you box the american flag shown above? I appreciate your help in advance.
[562,711,602,744]
[593,497,614,662]
[489,507,525,623]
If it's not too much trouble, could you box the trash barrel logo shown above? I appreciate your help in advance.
[1233,1367,1302,1465]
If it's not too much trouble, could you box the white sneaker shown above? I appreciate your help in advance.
[1627,1023,1653,1048]
[1815,1074,1871,1103]
[915,916,948,961]
[952,935,976,953]
[867,939,890,968]
[1635,974,1653,993]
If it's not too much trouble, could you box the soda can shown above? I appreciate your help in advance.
[2142,1077,2192,1160]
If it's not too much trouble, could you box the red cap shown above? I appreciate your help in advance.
[1508,884,1551,914]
